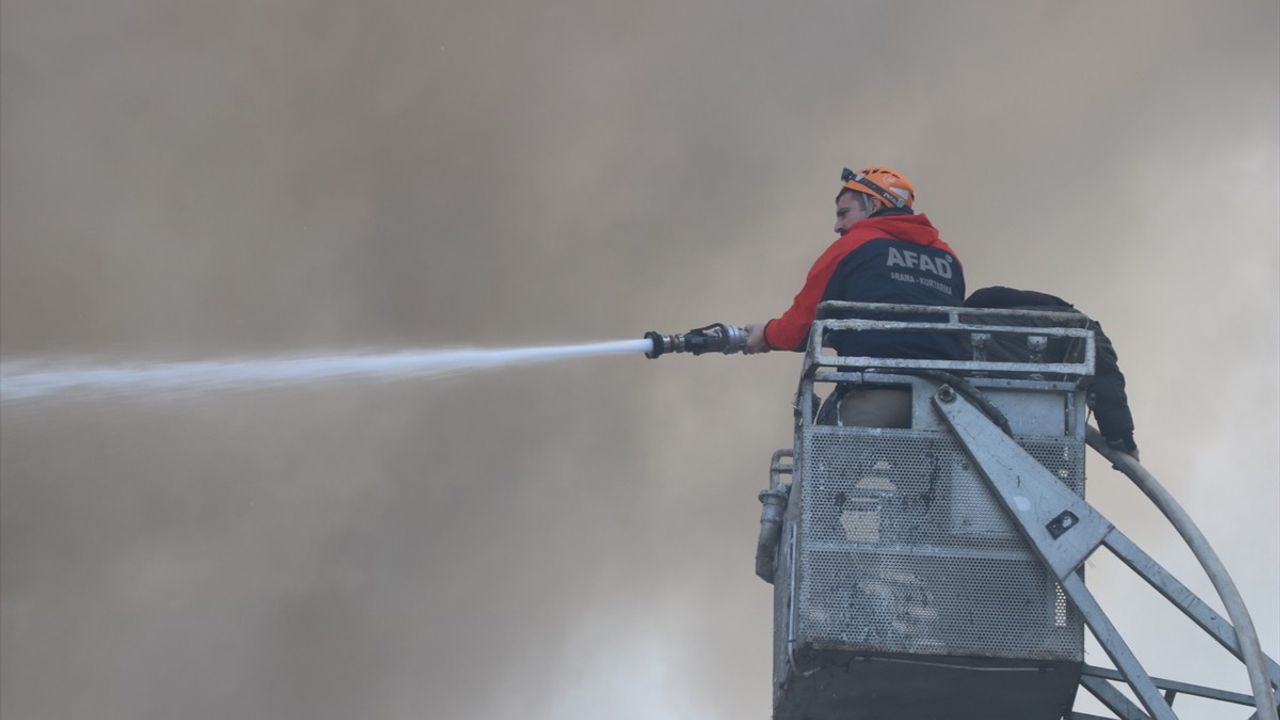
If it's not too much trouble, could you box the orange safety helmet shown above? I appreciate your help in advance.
[840,166,916,209]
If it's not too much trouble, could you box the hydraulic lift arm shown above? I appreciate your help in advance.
[932,386,1279,720]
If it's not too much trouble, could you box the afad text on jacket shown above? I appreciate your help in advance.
[763,211,965,360]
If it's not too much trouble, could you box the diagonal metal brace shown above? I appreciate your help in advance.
[932,387,1177,720]
[1103,531,1280,688]
[1083,664,1259,706]
[1080,673,1153,720]
[930,386,1112,581]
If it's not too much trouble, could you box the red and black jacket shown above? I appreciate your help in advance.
[764,211,965,359]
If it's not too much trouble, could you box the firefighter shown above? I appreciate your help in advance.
[743,167,965,427]
[964,286,1140,460]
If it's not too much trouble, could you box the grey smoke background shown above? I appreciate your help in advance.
[1,0,1276,718]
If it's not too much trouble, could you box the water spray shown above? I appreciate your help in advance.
[642,323,749,358]
[1,324,749,405]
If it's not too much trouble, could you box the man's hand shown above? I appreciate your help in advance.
[744,322,771,354]
[1106,435,1140,464]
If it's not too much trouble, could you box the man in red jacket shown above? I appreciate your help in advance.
[743,166,965,426]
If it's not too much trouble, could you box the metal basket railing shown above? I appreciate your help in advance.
[808,301,1097,378]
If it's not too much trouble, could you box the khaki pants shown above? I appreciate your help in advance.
[837,387,912,429]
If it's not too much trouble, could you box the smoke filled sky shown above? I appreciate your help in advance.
[2,1,1277,718]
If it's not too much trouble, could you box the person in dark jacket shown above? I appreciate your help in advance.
[964,286,1139,460]
[742,166,965,427]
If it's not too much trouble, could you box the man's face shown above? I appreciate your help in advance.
[834,192,873,235]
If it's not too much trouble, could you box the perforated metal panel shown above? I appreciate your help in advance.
[795,426,1084,661]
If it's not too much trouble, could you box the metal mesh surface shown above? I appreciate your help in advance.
[796,426,1084,660]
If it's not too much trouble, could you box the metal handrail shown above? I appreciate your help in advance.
[816,300,1092,323]
[805,302,1098,379]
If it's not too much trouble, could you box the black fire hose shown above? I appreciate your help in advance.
[901,369,1013,436]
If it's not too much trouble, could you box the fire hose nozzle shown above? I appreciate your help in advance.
[644,323,749,359]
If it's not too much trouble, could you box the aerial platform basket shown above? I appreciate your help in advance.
[754,302,1279,720]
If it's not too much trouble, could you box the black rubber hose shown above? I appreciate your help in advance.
[899,369,1014,436]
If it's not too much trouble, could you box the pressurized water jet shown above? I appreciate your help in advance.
[0,339,662,405]
[0,322,759,405]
